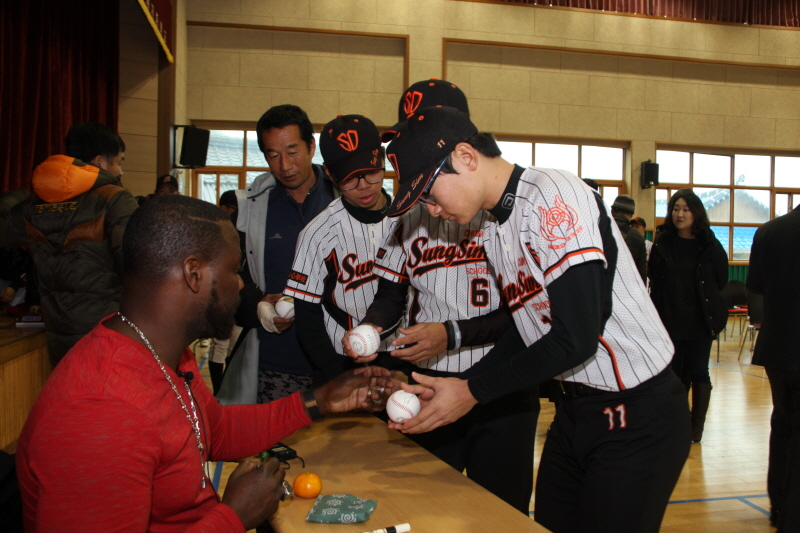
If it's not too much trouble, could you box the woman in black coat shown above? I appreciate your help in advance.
[649,188,728,443]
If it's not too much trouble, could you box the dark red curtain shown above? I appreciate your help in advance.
[496,0,800,27]
[0,0,119,192]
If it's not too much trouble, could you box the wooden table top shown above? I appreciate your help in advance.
[270,413,547,533]
[0,316,46,366]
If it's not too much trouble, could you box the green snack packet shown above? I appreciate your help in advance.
[306,494,378,523]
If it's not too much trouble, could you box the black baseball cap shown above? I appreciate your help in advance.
[631,216,647,228]
[319,114,384,184]
[382,79,470,142]
[386,106,477,217]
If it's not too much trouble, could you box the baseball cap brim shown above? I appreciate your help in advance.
[385,106,477,217]
[326,148,384,184]
[386,156,440,217]
[380,128,398,143]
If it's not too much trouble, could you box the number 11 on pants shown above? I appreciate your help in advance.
[603,404,627,430]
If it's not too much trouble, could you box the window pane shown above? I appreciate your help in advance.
[734,189,770,223]
[382,179,394,198]
[795,194,800,210]
[246,131,265,168]
[220,174,239,200]
[693,153,730,186]
[582,146,623,181]
[775,156,800,188]
[312,133,324,166]
[601,186,618,209]
[246,171,263,187]
[710,226,730,257]
[732,226,756,261]
[655,189,670,217]
[734,154,770,187]
[206,130,244,167]
[535,143,578,175]
[694,187,730,223]
[381,143,392,171]
[656,150,690,184]
[776,193,790,217]
[497,141,532,168]
[199,173,217,204]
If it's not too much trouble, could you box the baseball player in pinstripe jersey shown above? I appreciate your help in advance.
[285,114,402,382]
[383,106,691,533]
[342,80,538,514]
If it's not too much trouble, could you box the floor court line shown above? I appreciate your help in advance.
[667,494,770,515]
[213,461,224,490]
[737,497,771,516]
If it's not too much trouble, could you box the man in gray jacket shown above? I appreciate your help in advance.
[217,105,335,405]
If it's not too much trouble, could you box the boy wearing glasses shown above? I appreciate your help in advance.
[381,106,690,533]
[285,115,403,381]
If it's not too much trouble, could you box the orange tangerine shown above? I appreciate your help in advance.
[293,472,322,498]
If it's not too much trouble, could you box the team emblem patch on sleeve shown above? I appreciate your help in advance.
[289,270,309,285]
[376,248,387,259]
[538,195,583,249]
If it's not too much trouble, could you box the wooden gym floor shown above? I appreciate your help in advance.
[196,315,774,532]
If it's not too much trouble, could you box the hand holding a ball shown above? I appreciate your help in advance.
[342,324,383,363]
[386,372,478,434]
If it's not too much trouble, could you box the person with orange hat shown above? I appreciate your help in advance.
[10,122,137,365]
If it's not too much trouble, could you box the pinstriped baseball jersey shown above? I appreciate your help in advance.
[374,206,502,372]
[285,198,400,355]
[482,167,674,391]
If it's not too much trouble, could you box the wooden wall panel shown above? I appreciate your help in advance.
[0,342,50,451]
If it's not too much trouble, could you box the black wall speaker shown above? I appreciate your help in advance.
[179,126,210,168]
[641,160,659,189]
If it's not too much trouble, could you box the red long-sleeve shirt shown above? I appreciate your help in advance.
[17,319,312,532]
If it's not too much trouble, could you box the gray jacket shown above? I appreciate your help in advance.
[217,172,276,405]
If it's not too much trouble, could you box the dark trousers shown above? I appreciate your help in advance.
[765,366,800,533]
[370,352,539,514]
[376,385,538,515]
[671,337,714,384]
[534,370,691,533]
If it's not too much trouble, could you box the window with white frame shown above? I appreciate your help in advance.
[655,149,800,261]
[495,140,626,206]
[194,128,396,204]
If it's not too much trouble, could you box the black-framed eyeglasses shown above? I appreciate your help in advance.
[418,154,450,206]
[339,172,384,191]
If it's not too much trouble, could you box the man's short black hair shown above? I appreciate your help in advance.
[219,190,238,209]
[583,178,600,191]
[440,132,502,175]
[255,104,315,154]
[123,195,231,282]
[65,122,125,163]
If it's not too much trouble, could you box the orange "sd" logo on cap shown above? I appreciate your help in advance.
[337,131,359,151]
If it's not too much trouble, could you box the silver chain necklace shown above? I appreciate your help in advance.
[117,312,206,489]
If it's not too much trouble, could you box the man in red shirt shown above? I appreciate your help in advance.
[16,194,391,532]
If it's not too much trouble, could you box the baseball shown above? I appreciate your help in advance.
[274,296,295,319]
[347,324,381,357]
[386,390,421,423]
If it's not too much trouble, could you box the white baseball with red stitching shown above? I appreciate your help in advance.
[274,296,295,319]
[348,324,381,357]
[386,390,421,423]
